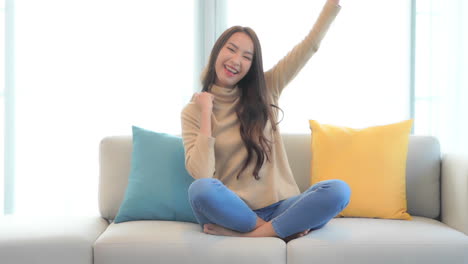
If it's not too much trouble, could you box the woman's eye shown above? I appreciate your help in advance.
[244,56,252,61]
[227,47,235,52]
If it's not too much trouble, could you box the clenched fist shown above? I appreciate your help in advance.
[193,92,214,113]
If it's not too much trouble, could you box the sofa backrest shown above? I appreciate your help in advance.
[99,135,441,221]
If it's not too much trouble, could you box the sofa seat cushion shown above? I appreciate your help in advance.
[94,221,286,264]
[287,216,468,264]
[0,215,109,264]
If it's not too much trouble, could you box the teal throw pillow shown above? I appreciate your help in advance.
[114,126,197,223]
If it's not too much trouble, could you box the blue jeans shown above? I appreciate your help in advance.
[188,178,351,238]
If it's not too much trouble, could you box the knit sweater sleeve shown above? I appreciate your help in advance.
[264,2,341,98]
[181,101,216,179]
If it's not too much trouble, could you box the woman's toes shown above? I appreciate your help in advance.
[298,229,310,237]
[203,224,215,234]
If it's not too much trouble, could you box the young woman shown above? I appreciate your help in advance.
[181,0,350,242]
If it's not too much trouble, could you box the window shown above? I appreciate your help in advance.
[1,0,6,214]
[4,1,428,216]
[226,0,411,132]
[414,0,468,155]
[12,0,195,216]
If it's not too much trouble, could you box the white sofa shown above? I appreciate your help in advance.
[1,134,468,264]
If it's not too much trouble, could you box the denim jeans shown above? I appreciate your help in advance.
[188,178,351,238]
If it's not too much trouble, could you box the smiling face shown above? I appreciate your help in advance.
[214,32,254,88]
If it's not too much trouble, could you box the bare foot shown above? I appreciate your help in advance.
[203,223,311,242]
[255,217,266,229]
[283,229,311,243]
[203,224,242,236]
[203,221,278,238]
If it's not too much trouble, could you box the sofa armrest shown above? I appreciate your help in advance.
[441,153,468,235]
[0,215,109,264]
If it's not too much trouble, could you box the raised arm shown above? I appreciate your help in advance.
[181,95,216,179]
[264,0,341,99]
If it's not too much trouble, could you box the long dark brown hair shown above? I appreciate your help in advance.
[201,26,282,180]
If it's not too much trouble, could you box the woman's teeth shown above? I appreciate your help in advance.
[225,66,238,74]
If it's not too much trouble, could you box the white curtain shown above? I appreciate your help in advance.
[1,0,7,216]
[414,0,468,155]
[13,0,194,216]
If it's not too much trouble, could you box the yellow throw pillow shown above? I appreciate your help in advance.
[309,119,413,220]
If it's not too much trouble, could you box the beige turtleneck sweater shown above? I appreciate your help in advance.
[181,2,340,210]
